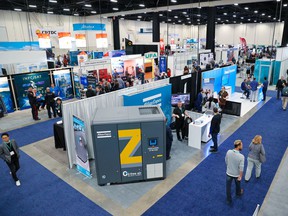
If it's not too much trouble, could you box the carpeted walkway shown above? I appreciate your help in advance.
[144,97,288,215]
[0,152,110,216]
[4,118,60,147]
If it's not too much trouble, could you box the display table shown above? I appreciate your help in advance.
[54,122,66,150]
[188,114,212,149]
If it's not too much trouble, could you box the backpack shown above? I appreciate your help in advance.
[282,87,288,96]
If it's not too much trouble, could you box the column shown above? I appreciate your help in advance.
[281,14,288,47]
[206,7,216,53]
[113,16,120,50]
[153,13,160,42]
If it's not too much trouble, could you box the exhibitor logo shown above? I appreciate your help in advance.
[143,93,162,106]
[122,171,142,177]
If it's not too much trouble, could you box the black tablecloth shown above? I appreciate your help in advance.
[54,123,66,150]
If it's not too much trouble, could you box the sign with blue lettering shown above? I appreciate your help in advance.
[221,65,237,93]
[159,56,167,73]
[123,84,172,124]
[73,23,106,31]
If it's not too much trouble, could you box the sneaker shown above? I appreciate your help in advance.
[166,156,171,160]
[16,180,21,186]
[210,146,215,149]
[9,172,11,175]
[209,149,218,153]
[236,189,244,197]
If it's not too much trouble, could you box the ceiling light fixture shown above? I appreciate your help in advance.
[171,0,177,3]
[223,13,227,15]
[244,7,249,10]
[233,15,236,17]
[91,11,97,14]
[14,8,22,11]
[63,8,70,11]
[284,4,288,7]
[74,13,79,16]
[110,0,118,2]
[159,14,163,16]
[29,5,37,8]
[262,13,265,16]
[234,3,238,6]
[49,0,57,3]
[113,8,119,11]
[174,16,178,18]
[139,4,145,7]
[47,11,53,14]
[254,10,258,13]
[84,4,92,7]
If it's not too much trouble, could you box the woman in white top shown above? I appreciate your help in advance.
[204,97,217,113]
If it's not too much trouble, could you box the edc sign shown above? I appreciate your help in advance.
[33,27,64,38]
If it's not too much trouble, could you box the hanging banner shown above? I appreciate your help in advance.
[73,74,81,98]
[159,56,167,73]
[53,69,73,99]
[96,33,108,48]
[0,77,13,113]
[75,34,86,48]
[58,32,72,49]
[13,72,50,109]
[77,51,88,65]
[38,33,51,49]
[73,23,106,31]
[73,115,91,178]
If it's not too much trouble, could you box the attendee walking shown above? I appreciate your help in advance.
[45,87,56,118]
[276,76,286,100]
[281,82,288,111]
[0,133,21,186]
[262,77,268,101]
[225,140,245,204]
[244,135,266,182]
[166,118,173,160]
[27,87,40,120]
[55,98,62,117]
[250,78,259,102]
[209,107,221,153]
[172,101,190,141]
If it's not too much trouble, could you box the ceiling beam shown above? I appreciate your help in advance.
[97,0,273,17]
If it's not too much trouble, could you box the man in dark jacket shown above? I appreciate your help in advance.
[276,76,286,99]
[86,85,96,98]
[209,107,221,153]
[172,101,190,141]
[166,118,173,160]
[27,87,40,120]
[262,77,268,101]
[45,87,56,118]
[0,133,21,186]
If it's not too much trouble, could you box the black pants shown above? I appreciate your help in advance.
[166,141,172,158]
[46,102,56,118]
[6,157,20,182]
[30,103,38,120]
[277,88,282,99]
[211,133,218,151]
[176,120,184,140]
[263,88,267,101]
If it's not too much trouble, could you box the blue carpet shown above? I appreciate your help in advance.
[144,97,288,215]
[235,86,276,98]
[0,151,111,216]
[4,118,60,147]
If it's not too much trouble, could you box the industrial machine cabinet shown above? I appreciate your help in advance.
[91,106,166,185]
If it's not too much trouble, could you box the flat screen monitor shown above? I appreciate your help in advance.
[171,94,190,106]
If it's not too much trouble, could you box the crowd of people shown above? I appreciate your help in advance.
[27,83,63,120]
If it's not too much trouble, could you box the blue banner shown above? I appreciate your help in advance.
[202,68,223,93]
[0,42,40,51]
[0,77,13,113]
[159,56,167,73]
[221,65,237,93]
[53,69,73,100]
[73,23,106,31]
[73,115,91,178]
[123,84,172,124]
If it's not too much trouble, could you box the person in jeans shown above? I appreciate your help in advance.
[245,135,266,182]
[209,107,221,153]
[225,140,245,204]
[250,78,259,102]
[281,82,288,111]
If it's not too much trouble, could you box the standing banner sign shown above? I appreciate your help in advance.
[53,69,73,99]
[38,33,51,49]
[159,56,167,73]
[77,51,88,65]
[0,77,13,113]
[13,72,50,109]
[58,32,72,49]
[96,33,108,48]
[75,34,86,48]
[73,115,91,178]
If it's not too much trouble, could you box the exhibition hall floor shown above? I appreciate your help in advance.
[1,78,287,215]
